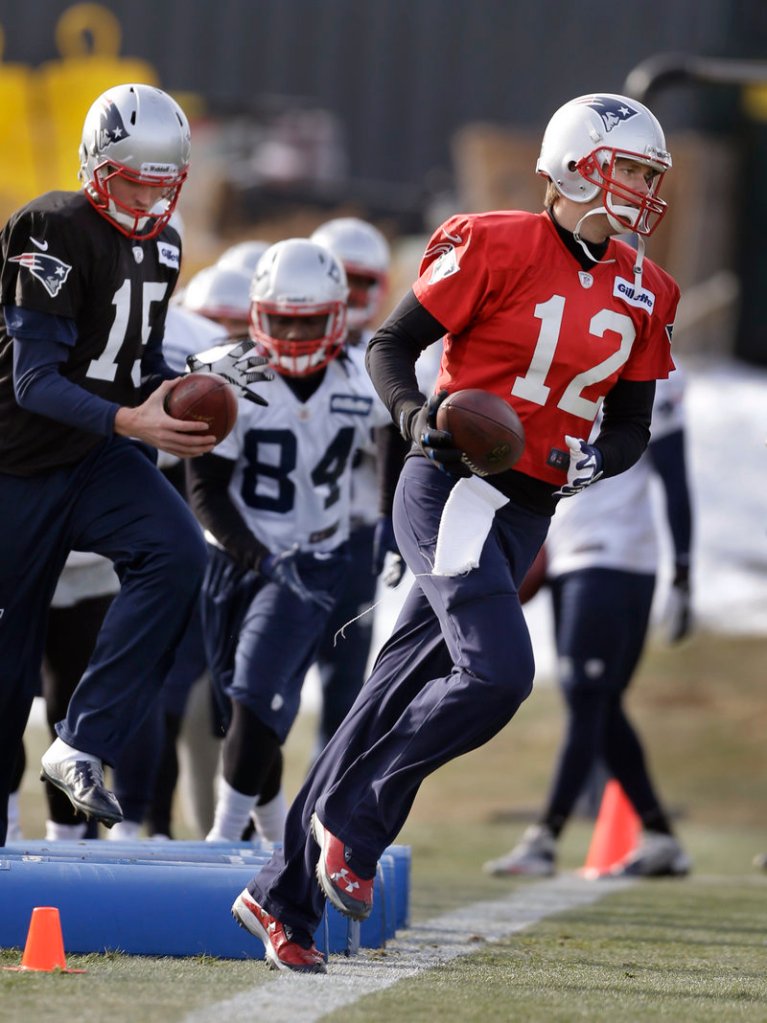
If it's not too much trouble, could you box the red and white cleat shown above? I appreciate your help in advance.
[232,889,326,974]
[311,812,375,921]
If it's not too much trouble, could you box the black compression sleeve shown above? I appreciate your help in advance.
[375,423,410,515]
[186,453,267,570]
[594,378,655,478]
[365,289,447,437]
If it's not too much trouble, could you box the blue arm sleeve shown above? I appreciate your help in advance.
[6,305,120,436]
[647,428,693,565]
[141,328,178,398]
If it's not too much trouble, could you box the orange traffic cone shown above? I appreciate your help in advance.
[3,906,85,973]
[579,780,641,879]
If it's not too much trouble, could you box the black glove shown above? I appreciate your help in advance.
[372,515,405,588]
[186,338,274,406]
[403,390,468,476]
[261,546,335,611]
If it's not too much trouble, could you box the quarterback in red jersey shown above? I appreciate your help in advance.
[233,93,679,973]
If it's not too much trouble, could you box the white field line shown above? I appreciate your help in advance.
[184,875,634,1023]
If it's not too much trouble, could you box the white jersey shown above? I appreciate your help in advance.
[213,354,389,555]
[162,305,227,374]
[547,370,687,578]
[346,336,380,527]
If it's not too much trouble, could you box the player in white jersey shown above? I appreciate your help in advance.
[186,239,391,844]
[484,370,694,879]
[308,218,403,756]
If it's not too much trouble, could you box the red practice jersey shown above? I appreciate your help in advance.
[413,211,678,486]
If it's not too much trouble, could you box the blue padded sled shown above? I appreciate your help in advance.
[0,841,411,959]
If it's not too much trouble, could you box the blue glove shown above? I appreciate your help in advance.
[553,435,604,498]
[372,516,405,588]
[261,546,335,611]
[403,391,468,476]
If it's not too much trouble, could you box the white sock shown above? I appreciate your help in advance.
[107,819,142,841]
[45,820,87,841]
[42,737,99,765]
[250,788,287,843]
[206,777,255,842]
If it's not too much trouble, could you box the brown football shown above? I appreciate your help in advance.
[163,373,238,444]
[435,389,525,476]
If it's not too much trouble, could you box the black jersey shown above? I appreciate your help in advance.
[0,191,181,475]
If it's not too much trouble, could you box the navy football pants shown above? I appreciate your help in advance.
[249,456,549,936]
[0,438,207,844]
[543,567,664,828]
[313,522,377,755]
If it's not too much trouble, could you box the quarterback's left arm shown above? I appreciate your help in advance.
[648,428,694,643]
[593,378,655,477]
[555,379,655,498]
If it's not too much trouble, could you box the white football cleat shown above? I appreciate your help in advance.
[483,824,557,877]
[609,831,692,877]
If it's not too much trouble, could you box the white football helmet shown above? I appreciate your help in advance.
[310,217,389,331]
[536,93,671,236]
[79,83,191,240]
[249,238,348,377]
[181,265,252,331]
[217,239,271,275]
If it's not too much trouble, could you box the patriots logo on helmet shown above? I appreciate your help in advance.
[95,100,130,153]
[10,253,73,297]
[583,96,638,132]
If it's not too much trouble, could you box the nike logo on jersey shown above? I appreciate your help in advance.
[613,276,655,314]
[30,236,49,251]
[10,253,72,297]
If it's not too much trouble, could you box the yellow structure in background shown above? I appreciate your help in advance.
[0,3,160,221]
[0,25,44,215]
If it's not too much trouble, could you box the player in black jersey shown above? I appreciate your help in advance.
[0,84,269,844]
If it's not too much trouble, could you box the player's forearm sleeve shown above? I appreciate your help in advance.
[12,335,118,436]
[647,428,693,562]
[375,423,410,515]
[594,378,655,478]
[186,453,267,571]
[365,289,446,431]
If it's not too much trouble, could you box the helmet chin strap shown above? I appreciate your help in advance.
[572,207,615,265]
[573,204,646,288]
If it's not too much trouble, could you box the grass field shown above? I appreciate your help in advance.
[2,629,766,1022]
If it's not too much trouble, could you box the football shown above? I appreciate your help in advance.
[163,373,238,444]
[435,389,525,476]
